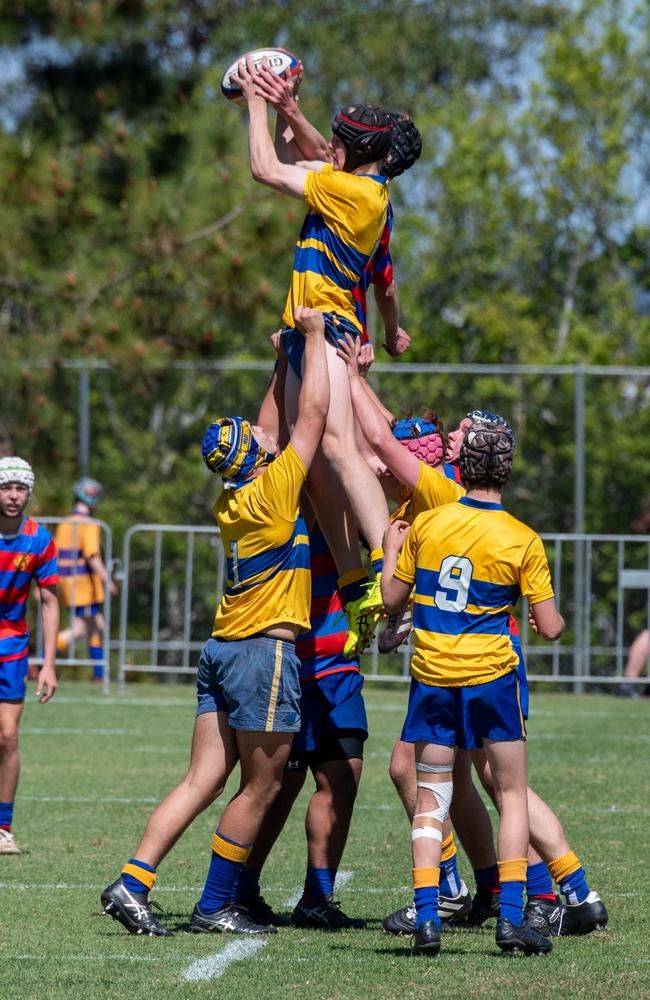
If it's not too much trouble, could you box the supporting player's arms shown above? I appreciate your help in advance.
[381,520,412,613]
[337,333,421,490]
[257,333,289,450]
[529,599,565,642]
[37,584,59,702]
[287,307,330,470]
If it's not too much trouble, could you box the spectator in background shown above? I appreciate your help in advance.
[618,499,650,699]
[55,479,117,682]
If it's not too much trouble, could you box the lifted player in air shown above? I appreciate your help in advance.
[233,56,420,656]
[337,334,608,940]
[0,457,59,854]
[382,419,563,957]
[100,307,329,936]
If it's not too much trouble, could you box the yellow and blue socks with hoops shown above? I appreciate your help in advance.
[549,850,590,905]
[121,859,157,894]
[338,567,371,606]
[439,833,461,897]
[199,829,252,913]
[413,866,441,929]
[498,859,527,925]
[526,860,555,901]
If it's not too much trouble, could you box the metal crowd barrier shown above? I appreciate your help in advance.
[114,525,650,691]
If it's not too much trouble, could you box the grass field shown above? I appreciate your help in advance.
[1,681,648,1000]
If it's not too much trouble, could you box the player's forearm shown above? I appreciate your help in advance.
[348,375,393,453]
[380,562,409,614]
[257,355,288,444]
[298,335,329,428]
[39,591,60,668]
[375,281,400,340]
[248,100,281,184]
[88,553,110,584]
[279,103,330,162]
[361,378,396,426]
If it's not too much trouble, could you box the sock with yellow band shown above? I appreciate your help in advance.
[439,833,461,897]
[338,567,370,606]
[549,850,589,905]
[121,859,157,894]
[413,866,441,928]
[89,636,104,680]
[370,547,383,575]
[497,858,527,925]
[199,829,252,913]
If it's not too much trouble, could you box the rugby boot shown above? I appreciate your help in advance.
[343,580,384,658]
[382,902,416,935]
[560,891,608,935]
[449,886,499,927]
[291,898,366,930]
[439,880,473,922]
[496,917,552,956]
[190,901,277,934]
[101,877,172,936]
[378,605,413,653]
[239,894,287,927]
[0,829,21,854]
[383,882,472,935]
[411,919,441,956]
[524,895,564,937]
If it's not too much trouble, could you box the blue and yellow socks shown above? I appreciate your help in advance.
[413,866,441,928]
[498,858,527,925]
[121,858,157,894]
[0,800,14,831]
[199,829,251,913]
[370,547,384,575]
[236,865,262,902]
[89,636,104,680]
[439,833,461,897]
[549,850,590,905]
[338,568,370,606]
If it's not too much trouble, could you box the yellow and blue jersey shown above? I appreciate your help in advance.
[391,461,464,526]
[395,497,555,687]
[282,164,389,333]
[55,514,104,608]
[212,445,311,640]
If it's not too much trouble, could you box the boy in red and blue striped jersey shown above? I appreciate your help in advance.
[0,457,59,854]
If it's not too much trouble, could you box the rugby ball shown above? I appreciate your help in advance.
[221,47,302,104]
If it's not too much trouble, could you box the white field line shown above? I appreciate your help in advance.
[0,879,400,895]
[181,939,267,981]
[3,952,163,962]
[283,868,355,909]
[23,727,136,736]
[19,794,162,804]
[52,697,194,707]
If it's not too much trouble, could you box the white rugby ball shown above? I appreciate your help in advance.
[221,47,302,104]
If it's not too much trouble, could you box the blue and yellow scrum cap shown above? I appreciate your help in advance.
[202,417,275,487]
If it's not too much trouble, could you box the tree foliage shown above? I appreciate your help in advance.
[1,0,649,538]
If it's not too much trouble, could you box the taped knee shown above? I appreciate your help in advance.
[414,761,453,826]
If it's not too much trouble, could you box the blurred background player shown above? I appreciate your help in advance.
[55,478,117,682]
[234,56,397,656]
[0,457,59,854]
[381,420,563,957]
[100,306,329,937]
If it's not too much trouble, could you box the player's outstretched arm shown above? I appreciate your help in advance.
[529,599,565,642]
[37,584,59,703]
[375,282,411,357]
[288,307,329,470]
[257,332,289,450]
[336,332,421,489]
[255,62,331,165]
[234,57,322,197]
[381,519,412,612]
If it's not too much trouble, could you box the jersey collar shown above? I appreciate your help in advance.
[458,496,504,511]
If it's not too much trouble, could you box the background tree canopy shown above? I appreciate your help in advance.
[1,0,650,537]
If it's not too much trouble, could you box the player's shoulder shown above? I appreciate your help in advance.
[498,507,542,543]
[26,518,53,543]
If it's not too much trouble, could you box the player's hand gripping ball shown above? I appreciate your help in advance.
[221,48,302,104]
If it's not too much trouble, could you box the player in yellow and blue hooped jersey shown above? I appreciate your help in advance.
[381,419,565,957]
[0,457,59,855]
[100,307,330,937]
[232,516,368,930]
[234,55,398,659]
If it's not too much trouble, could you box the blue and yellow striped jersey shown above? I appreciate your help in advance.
[391,462,464,525]
[282,164,389,333]
[394,497,555,686]
[212,445,311,640]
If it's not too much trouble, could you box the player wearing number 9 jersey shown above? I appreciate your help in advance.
[382,419,565,957]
